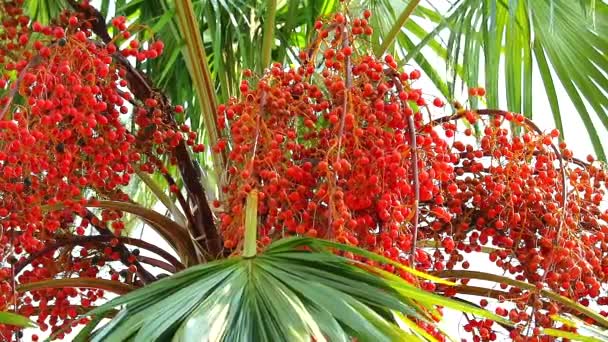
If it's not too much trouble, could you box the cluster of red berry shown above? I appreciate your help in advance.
[217,9,608,341]
[0,1,205,339]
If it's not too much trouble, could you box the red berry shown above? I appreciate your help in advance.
[433,98,444,107]
[334,13,345,24]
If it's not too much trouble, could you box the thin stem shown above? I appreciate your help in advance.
[17,278,134,295]
[407,115,420,268]
[336,25,352,161]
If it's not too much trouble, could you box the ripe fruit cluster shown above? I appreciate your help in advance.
[217,8,608,341]
[0,1,200,339]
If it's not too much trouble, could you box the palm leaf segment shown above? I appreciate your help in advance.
[0,312,34,329]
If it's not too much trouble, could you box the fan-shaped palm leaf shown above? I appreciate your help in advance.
[73,237,510,342]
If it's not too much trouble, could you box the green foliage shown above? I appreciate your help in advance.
[74,238,510,342]
[0,311,36,328]
[0,312,34,328]
[408,0,608,159]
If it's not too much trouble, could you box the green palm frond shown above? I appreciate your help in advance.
[397,0,607,159]
[25,0,68,24]
[74,237,510,342]
[362,0,607,159]
[0,312,34,328]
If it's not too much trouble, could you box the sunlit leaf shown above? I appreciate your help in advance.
[76,238,507,341]
[0,312,35,328]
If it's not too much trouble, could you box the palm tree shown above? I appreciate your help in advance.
[2,0,606,341]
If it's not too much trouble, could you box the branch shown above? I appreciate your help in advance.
[17,278,134,295]
[83,210,157,285]
[137,256,177,273]
[14,234,184,275]
[434,270,608,328]
[388,72,419,268]
[374,0,422,56]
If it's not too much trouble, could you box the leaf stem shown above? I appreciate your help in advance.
[435,270,608,328]
[243,189,259,258]
[261,0,277,69]
[17,278,135,295]
[174,0,225,179]
[374,0,422,56]
[135,169,187,227]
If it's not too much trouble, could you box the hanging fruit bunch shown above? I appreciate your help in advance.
[217,7,608,341]
[0,0,214,339]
